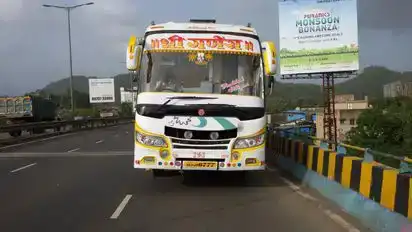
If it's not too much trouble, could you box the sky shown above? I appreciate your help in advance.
[0,0,411,95]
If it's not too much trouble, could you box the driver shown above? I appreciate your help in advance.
[155,68,180,92]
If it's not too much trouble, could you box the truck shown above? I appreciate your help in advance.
[99,107,119,118]
[126,19,277,177]
[0,95,58,137]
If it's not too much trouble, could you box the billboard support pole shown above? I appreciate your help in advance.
[322,73,337,150]
[280,71,355,151]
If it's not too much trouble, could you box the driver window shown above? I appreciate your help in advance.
[237,56,254,95]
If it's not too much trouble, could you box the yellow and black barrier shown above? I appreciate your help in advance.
[273,134,412,219]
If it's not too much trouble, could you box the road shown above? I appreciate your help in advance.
[0,124,371,232]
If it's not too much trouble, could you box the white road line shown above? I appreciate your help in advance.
[95,140,104,144]
[268,166,359,232]
[280,176,319,201]
[67,148,80,153]
[10,163,37,173]
[110,194,132,219]
[323,209,360,232]
[266,166,278,172]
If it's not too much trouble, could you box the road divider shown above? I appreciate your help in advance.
[269,132,412,232]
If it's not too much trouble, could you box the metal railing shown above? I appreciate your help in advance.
[0,117,132,133]
[0,117,134,148]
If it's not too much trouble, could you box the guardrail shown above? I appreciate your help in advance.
[0,117,133,133]
[0,117,134,148]
[268,124,412,173]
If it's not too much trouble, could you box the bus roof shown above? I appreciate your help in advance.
[145,21,258,36]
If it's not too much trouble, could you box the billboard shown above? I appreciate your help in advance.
[89,78,115,103]
[278,0,359,75]
[120,87,133,103]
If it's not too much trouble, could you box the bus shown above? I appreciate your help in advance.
[126,19,276,177]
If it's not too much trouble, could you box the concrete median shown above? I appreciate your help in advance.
[271,134,412,232]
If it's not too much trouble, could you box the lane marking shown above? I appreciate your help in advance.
[110,194,132,219]
[280,176,319,201]
[10,162,37,173]
[95,140,104,144]
[268,167,317,200]
[67,148,80,153]
[268,166,360,232]
[323,209,360,232]
[0,124,129,151]
[0,133,73,151]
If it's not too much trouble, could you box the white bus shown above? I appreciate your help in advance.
[126,19,276,177]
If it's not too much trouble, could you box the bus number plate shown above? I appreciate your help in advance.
[183,161,217,169]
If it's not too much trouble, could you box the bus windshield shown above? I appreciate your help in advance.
[140,51,262,96]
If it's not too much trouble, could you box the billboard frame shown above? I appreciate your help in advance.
[278,0,360,149]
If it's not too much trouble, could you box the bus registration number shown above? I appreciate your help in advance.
[183,161,217,169]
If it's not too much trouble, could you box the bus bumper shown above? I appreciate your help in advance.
[133,145,266,171]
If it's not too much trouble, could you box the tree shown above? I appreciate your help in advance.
[120,102,133,117]
[346,97,412,167]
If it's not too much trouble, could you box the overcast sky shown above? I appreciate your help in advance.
[0,0,411,95]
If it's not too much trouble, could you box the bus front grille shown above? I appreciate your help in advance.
[170,138,230,150]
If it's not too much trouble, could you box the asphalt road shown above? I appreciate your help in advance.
[0,124,372,232]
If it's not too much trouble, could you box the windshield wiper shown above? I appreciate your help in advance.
[156,96,218,111]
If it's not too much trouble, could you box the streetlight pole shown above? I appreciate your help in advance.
[67,8,74,114]
[43,2,94,114]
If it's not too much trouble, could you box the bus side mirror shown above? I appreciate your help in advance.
[126,35,143,72]
[262,41,277,94]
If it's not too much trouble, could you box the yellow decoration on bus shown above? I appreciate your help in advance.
[187,52,213,65]
[262,41,277,76]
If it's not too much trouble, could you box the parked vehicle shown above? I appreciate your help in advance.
[0,95,58,137]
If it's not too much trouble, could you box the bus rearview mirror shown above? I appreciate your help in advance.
[262,41,276,77]
[127,35,143,71]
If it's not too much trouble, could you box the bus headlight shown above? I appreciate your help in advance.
[135,131,167,148]
[233,132,265,149]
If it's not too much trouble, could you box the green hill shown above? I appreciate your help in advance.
[267,66,412,110]
[40,66,412,109]
[335,66,412,99]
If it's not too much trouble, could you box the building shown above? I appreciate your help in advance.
[315,94,371,142]
[383,80,412,98]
